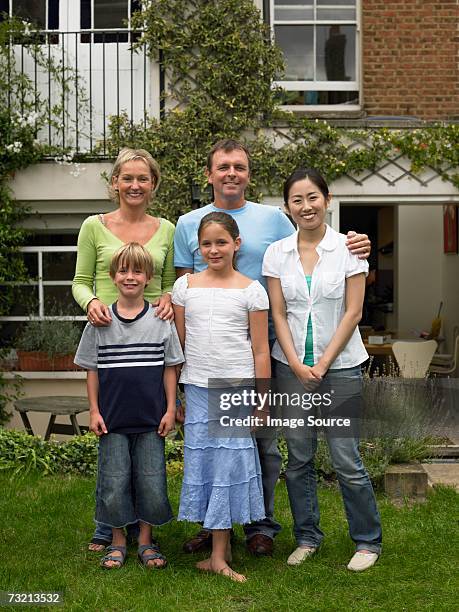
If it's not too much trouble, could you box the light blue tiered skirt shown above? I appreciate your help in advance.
[178,384,266,530]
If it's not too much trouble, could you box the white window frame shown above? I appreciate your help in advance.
[88,0,134,31]
[271,0,362,112]
[4,0,58,30]
[0,246,86,322]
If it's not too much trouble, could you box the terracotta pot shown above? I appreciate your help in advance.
[17,351,80,371]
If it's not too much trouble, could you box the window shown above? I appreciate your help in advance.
[80,0,140,42]
[0,0,59,29]
[271,0,360,109]
[0,242,86,349]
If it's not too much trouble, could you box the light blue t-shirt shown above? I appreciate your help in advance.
[174,201,295,292]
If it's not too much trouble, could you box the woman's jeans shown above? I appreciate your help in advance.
[276,361,382,553]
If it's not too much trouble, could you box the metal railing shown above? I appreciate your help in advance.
[6,29,162,156]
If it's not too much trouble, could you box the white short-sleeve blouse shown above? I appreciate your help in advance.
[263,225,369,369]
[172,274,269,387]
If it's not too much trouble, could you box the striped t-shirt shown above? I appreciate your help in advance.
[74,301,184,433]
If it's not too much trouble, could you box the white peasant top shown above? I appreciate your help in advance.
[172,274,269,387]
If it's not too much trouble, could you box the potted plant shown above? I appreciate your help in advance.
[16,318,83,371]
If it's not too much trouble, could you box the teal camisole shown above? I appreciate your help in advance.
[303,275,314,366]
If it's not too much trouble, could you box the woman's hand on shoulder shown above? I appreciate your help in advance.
[87,298,112,326]
[152,292,174,321]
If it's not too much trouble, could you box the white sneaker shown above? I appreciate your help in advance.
[347,551,379,572]
[287,546,317,566]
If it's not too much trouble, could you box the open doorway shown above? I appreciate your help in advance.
[340,205,395,333]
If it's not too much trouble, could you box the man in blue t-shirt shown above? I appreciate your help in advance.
[174,139,371,556]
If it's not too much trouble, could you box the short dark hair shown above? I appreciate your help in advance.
[206,139,251,172]
[283,167,330,204]
[197,211,240,269]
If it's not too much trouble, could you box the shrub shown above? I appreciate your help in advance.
[16,319,82,358]
[1,425,434,487]
[0,429,185,477]
[278,435,432,490]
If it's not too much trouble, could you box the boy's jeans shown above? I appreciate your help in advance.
[276,361,382,553]
[96,431,173,528]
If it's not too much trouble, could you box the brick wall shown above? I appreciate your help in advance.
[362,0,459,120]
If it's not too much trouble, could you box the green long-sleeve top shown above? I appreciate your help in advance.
[72,214,176,311]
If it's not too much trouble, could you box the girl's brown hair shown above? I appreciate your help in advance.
[198,211,240,269]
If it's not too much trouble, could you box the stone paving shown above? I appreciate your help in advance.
[421,463,459,490]
[421,427,459,490]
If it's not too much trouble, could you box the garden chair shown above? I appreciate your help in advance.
[430,325,459,368]
[392,340,437,378]
[429,335,459,377]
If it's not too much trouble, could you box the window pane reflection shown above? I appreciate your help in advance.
[274,0,313,21]
[1,285,38,316]
[275,25,314,81]
[277,90,359,105]
[316,25,355,81]
[317,0,355,6]
[44,287,81,315]
[94,0,127,29]
[316,8,356,19]
[12,0,46,28]
[43,252,77,281]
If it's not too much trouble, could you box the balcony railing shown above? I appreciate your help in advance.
[6,29,162,156]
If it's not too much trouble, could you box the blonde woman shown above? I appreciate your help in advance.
[72,147,176,550]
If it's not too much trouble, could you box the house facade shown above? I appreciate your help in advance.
[2,1,459,433]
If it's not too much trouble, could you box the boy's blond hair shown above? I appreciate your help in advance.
[109,242,154,281]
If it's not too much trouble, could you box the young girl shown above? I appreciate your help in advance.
[172,211,270,582]
[263,168,382,572]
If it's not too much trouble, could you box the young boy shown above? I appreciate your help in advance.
[74,242,184,569]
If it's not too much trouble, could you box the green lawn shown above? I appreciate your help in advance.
[0,473,457,611]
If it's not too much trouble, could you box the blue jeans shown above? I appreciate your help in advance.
[244,351,282,541]
[243,432,282,540]
[96,431,173,529]
[276,361,382,553]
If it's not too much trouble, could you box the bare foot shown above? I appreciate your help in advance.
[88,542,107,552]
[195,558,246,582]
[196,557,213,571]
[218,565,246,583]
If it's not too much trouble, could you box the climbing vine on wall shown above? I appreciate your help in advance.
[0,18,83,422]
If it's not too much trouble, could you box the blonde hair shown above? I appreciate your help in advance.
[109,242,154,280]
[109,147,161,203]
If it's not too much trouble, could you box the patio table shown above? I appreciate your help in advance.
[363,341,394,357]
[14,396,88,440]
